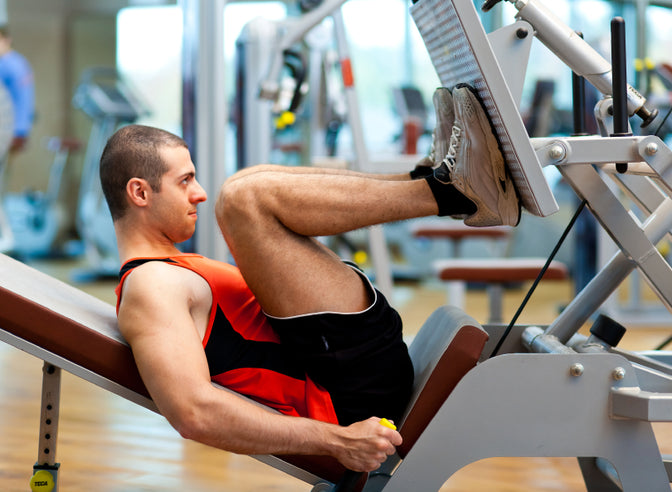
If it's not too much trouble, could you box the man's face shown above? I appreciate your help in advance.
[0,35,10,56]
[149,145,207,244]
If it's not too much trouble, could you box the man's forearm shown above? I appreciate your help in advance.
[166,385,335,457]
[166,387,399,472]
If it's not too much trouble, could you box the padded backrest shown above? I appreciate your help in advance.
[0,254,149,399]
[0,253,487,485]
[397,306,488,457]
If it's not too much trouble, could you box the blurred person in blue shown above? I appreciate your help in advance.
[0,25,34,154]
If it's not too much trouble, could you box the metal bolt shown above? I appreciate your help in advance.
[569,363,584,377]
[516,28,529,39]
[645,142,658,156]
[612,367,626,380]
[548,145,565,160]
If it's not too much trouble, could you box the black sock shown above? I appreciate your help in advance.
[410,166,433,180]
[424,173,477,217]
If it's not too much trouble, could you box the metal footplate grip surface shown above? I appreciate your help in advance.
[411,0,558,217]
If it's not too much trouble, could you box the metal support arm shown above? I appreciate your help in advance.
[259,0,349,101]
[612,387,672,421]
[532,135,672,185]
[509,0,657,125]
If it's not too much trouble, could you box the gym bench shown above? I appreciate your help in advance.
[433,257,568,323]
[3,248,672,492]
[0,250,493,491]
[412,222,569,323]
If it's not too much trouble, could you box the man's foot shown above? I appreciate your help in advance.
[411,88,454,178]
[433,85,520,226]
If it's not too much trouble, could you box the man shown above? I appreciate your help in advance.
[101,85,519,473]
[0,26,34,154]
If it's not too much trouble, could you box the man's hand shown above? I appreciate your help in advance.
[331,417,402,472]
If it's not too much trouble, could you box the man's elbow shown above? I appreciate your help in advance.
[164,400,212,442]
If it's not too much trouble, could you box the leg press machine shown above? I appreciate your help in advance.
[4,0,672,490]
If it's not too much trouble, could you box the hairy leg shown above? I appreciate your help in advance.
[216,167,437,317]
[225,163,412,184]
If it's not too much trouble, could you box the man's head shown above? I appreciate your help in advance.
[100,124,188,221]
[0,26,12,56]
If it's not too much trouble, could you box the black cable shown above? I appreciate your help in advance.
[654,334,672,350]
[489,199,587,358]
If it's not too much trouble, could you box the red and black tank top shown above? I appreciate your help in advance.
[116,253,338,424]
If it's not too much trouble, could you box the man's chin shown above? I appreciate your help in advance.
[174,229,196,247]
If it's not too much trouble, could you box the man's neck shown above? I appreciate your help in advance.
[118,243,184,264]
[0,41,12,57]
[115,225,184,264]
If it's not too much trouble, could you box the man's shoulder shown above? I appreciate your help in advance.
[121,260,208,299]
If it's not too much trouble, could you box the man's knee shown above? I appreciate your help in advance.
[215,175,264,234]
[216,179,243,225]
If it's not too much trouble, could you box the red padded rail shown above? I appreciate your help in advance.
[435,258,568,283]
[412,221,512,241]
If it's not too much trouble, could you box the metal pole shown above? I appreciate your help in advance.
[331,9,394,298]
[31,362,61,492]
[181,0,229,261]
[610,17,630,173]
[635,0,650,94]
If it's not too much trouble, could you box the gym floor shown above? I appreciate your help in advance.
[2,257,672,491]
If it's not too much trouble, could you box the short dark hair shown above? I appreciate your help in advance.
[100,124,188,221]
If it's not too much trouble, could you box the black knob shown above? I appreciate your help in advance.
[590,314,627,347]
[482,0,503,12]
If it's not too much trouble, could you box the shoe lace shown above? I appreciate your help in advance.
[428,129,437,161]
[441,125,461,175]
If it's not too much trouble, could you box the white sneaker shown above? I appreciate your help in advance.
[434,85,520,227]
[412,88,455,176]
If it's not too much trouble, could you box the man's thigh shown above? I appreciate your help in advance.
[268,272,414,425]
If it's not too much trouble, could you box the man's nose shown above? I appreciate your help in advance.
[192,180,208,202]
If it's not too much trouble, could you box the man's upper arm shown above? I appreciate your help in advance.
[117,265,213,421]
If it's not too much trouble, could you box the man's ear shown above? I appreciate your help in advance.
[126,178,150,207]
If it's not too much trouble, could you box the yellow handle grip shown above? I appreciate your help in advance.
[379,418,397,430]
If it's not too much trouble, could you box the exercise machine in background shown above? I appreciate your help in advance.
[3,136,81,259]
[391,85,431,155]
[236,0,468,291]
[71,67,149,280]
[236,0,399,296]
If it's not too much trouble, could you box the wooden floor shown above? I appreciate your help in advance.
[2,259,672,491]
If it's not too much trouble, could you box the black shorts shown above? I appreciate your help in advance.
[267,267,414,426]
